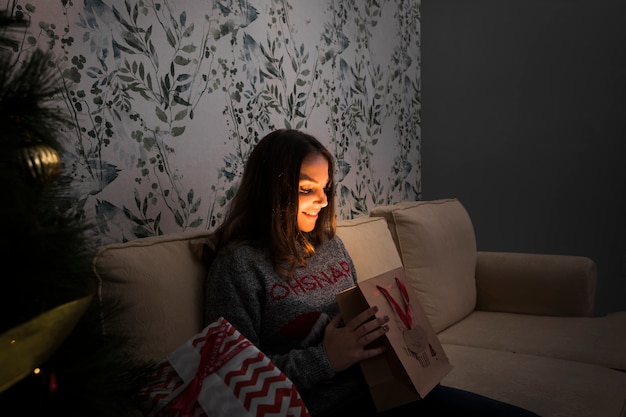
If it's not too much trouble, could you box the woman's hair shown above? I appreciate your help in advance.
[212,129,336,279]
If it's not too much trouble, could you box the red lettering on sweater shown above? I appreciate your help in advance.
[270,283,290,300]
[288,278,306,295]
[339,260,350,274]
[300,276,319,291]
[268,260,352,300]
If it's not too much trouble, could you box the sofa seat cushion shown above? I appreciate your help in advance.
[336,215,403,280]
[438,310,626,370]
[370,199,477,333]
[93,230,212,363]
[441,344,626,417]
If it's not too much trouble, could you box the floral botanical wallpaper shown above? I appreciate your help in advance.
[12,0,421,246]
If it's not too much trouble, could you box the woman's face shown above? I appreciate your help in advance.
[297,152,330,232]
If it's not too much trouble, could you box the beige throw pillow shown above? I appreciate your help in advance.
[370,199,477,333]
[93,230,212,363]
[336,216,403,281]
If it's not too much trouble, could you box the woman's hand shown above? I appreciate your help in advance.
[323,306,390,372]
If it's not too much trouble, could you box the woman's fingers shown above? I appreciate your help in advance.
[354,315,389,359]
[349,306,390,341]
[350,306,379,329]
[324,307,390,372]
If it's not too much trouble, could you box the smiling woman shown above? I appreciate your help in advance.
[203,129,541,417]
[297,153,330,233]
[207,129,338,279]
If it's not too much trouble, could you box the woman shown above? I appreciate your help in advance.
[205,129,538,417]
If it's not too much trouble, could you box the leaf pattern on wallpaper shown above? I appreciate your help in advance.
[321,0,421,218]
[16,0,421,245]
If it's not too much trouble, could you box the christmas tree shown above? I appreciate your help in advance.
[0,10,151,416]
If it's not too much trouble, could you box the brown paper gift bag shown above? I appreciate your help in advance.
[336,266,453,412]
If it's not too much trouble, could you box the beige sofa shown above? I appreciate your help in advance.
[94,198,626,417]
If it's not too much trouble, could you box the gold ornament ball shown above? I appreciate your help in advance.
[22,144,62,185]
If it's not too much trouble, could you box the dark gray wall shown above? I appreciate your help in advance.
[420,0,626,315]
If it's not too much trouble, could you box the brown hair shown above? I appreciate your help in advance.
[211,129,336,279]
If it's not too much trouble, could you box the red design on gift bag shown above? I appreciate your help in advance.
[226,352,304,413]
[141,317,311,417]
[376,277,413,329]
[168,320,251,414]
[142,361,185,411]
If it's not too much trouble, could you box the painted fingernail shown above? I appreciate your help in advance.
[383,325,389,332]
[383,315,390,322]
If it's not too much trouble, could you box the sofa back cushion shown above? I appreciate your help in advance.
[93,217,400,363]
[370,199,477,333]
[336,215,403,280]
[93,230,212,363]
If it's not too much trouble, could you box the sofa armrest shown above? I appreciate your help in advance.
[475,251,597,317]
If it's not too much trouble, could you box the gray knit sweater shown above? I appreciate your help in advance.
[204,235,369,417]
